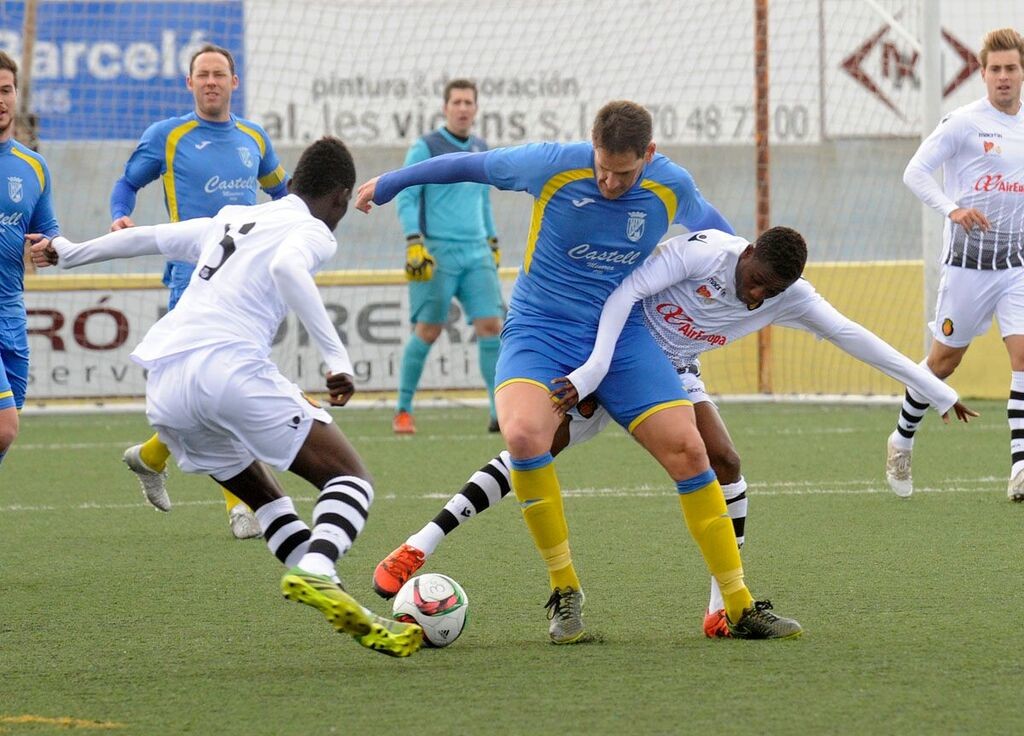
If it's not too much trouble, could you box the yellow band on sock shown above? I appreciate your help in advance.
[540,539,572,573]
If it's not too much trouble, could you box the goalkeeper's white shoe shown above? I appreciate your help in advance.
[123,444,171,512]
[885,435,913,498]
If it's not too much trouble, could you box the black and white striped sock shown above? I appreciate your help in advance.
[254,496,310,568]
[1009,372,1024,479]
[892,384,931,451]
[407,451,512,556]
[298,476,374,578]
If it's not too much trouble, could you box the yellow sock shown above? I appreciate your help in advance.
[223,489,248,514]
[511,455,580,591]
[139,433,170,472]
[678,475,753,623]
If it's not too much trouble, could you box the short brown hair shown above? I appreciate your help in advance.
[444,78,477,104]
[980,27,1024,68]
[591,100,652,157]
[0,51,18,87]
[189,43,236,76]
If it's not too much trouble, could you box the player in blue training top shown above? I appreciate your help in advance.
[0,51,60,467]
[356,101,802,643]
[111,43,288,539]
[392,78,503,436]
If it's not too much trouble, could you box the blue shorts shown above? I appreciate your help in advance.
[0,317,29,410]
[495,320,689,432]
[409,239,503,325]
[163,261,196,310]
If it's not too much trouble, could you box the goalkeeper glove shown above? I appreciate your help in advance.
[488,237,500,268]
[405,236,435,281]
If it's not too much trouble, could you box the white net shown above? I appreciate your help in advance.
[10,0,1023,402]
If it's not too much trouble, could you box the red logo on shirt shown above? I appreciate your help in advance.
[983,141,1002,155]
[655,303,728,346]
[974,174,1024,193]
[696,285,713,299]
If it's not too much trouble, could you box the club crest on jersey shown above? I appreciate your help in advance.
[696,285,714,302]
[7,176,22,203]
[626,211,647,243]
[983,141,1002,155]
[237,146,254,168]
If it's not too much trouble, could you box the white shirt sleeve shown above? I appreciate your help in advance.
[55,219,213,269]
[268,227,353,377]
[788,297,958,414]
[565,237,710,398]
[903,115,964,218]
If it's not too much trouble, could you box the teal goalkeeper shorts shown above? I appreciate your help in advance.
[409,238,503,325]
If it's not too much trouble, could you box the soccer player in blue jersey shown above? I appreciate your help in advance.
[392,79,502,435]
[355,100,801,643]
[0,51,60,467]
[111,44,288,537]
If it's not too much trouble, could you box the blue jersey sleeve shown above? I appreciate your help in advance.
[483,142,565,197]
[671,167,734,235]
[253,123,288,199]
[395,139,430,237]
[121,121,166,190]
[110,176,140,220]
[374,151,490,206]
[29,160,59,237]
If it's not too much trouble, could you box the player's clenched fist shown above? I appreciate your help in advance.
[405,239,435,281]
[326,372,355,407]
[25,233,58,268]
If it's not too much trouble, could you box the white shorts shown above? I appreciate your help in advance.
[565,366,711,449]
[931,266,1024,348]
[144,347,332,481]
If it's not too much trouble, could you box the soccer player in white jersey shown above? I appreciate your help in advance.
[374,226,975,637]
[27,138,423,658]
[885,27,1024,500]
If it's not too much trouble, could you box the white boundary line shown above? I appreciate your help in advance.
[0,477,1005,513]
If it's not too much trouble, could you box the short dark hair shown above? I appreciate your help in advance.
[189,44,236,76]
[444,78,477,104]
[290,136,356,198]
[753,226,808,283]
[0,51,18,87]
[591,100,653,157]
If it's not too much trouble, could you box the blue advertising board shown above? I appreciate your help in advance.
[0,1,244,140]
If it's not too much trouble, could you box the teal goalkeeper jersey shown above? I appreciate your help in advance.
[0,138,59,319]
[395,127,496,242]
[115,112,287,222]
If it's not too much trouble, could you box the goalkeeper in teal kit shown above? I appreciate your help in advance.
[356,100,803,644]
[392,78,503,435]
[0,51,60,467]
[110,43,288,539]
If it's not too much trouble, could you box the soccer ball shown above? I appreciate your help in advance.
[391,573,469,648]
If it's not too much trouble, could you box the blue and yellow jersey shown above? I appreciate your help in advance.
[115,112,287,221]
[0,139,60,319]
[484,141,715,334]
[396,127,495,242]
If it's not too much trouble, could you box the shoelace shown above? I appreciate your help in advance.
[385,549,423,578]
[749,599,778,621]
[544,590,575,622]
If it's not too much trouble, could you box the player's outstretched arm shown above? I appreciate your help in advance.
[356,151,491,214]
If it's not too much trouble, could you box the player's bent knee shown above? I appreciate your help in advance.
[709,448,741,484]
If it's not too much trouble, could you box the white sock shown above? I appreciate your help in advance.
[708,477,747,612]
